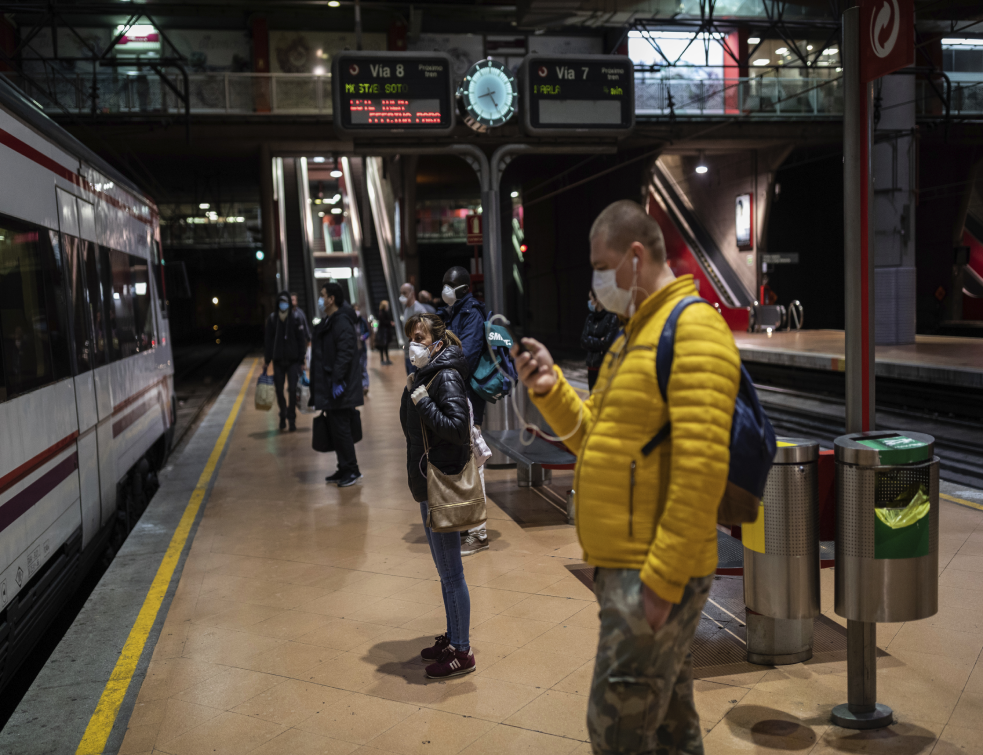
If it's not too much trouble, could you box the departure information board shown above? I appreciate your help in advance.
[521,54,635,137]
[332,52,455,137]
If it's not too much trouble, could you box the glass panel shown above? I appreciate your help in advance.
[99,245,121,362]
[82,241,108,366]
[63,234,93,374]
[105,248,138,358]
[0,217,72,401]
[128,254,156,351]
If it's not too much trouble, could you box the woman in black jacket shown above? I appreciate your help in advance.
[399,313,476,680]
[580,289,621,392]
[375,300,394,365]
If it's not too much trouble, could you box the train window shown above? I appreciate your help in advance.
[100,247,156,358]
[0,217,72,401]
[128,254,157,351]
[83,241,108,366]
[62,234,93,374]
[98,246,120,361]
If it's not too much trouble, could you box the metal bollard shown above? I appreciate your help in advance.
[566,489,575,525]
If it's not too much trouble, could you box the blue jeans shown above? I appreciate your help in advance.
[419,499,470,650]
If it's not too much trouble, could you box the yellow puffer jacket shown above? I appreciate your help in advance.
[531,275,741,603]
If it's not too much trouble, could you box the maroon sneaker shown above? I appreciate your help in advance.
[421,634,451,662]
[425,647,475,679]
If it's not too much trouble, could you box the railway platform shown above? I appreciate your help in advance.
[733,330,983,390]
[5,353,983,755]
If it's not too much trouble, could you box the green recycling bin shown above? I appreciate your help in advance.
[835,431,939,623]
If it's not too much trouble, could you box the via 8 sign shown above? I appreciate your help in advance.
[332,52,456,137]
[521,54,635,137]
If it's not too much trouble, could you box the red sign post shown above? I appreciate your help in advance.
[833,0,915,733]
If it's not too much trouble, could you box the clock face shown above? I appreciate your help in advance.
[459,59,517,130]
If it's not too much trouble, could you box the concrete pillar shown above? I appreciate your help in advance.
[873,73,917,344]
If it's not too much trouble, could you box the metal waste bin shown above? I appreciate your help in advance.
[743,438,820,665]
[835,431,939,623]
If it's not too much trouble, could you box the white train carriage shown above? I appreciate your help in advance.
[0,78,174,689]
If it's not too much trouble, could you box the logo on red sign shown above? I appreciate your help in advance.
[860,0,913,82]
[538,66,548,78]
[349,63,360,76]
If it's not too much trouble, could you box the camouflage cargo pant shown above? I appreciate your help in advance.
[588,569,713,755]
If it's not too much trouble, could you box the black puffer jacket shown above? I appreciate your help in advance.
[311,302,364,411]
[399,344,471,502]
[580,308,621,369]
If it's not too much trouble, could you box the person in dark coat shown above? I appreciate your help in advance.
[375,300,395,365]
[311,282,364,487]
[264,290,309,431]
[399,312,476,679]
[437,266,490,556]
[580,288,621,392]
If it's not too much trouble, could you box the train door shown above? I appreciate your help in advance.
[56,187,102,547]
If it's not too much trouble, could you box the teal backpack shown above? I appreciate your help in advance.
[469,316,519,403]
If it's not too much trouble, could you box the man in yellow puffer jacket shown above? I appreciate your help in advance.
[514,200,741,755]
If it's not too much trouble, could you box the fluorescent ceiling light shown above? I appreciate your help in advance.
[199,202,209,209]
[318,211,325,217]
[695,151,708,174]
[331,207,342,214]
[825,48,838,55]
[775,47,788,55]
[315,267,352,279]
[942,38,983,46]
[312,156,326,163]
[328,0,340,6]
[135,282,147,295]
[330,169,343,178]
[748,37,760,44]
[510,191,519,198]
[753,58,770,66]
[806,45,814,50]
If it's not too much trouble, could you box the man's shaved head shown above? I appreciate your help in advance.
[589,200,667,264]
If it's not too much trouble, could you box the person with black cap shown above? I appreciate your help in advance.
[264,290,309,432]
[437,266,490,555]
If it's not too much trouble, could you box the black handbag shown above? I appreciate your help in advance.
[351,409,362,444]
[312,412,333,453]
[312,410,361,453]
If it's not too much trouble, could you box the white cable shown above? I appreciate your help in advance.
[484,314,584,446]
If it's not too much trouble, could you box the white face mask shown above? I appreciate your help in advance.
[316,296,326,315]
[441,284,460,306]
[592,252,636,318]
[398,295,408,307]
[408,340,438,368]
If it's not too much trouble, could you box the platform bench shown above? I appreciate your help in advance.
[483,430,576,488]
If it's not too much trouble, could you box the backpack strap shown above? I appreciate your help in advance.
[641,296,709,457]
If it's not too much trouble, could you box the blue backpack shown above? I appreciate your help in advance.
[641,296,776,525]
[469,314,519,403]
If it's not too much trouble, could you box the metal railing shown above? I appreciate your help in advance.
[6,70,334,115]
[7,69,982,119]
[635,75,845,117]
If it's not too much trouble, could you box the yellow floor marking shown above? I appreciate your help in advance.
[76,359,258,755]
[941,492,983,512]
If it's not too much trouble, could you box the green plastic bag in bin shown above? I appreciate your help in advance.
[255,373,275,412]
[874,485,931,559]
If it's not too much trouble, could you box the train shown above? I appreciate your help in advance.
[0,77,174,691]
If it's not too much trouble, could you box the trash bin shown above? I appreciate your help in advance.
[743,438,820,665]
[835,431,939,623]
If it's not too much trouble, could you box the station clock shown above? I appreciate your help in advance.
[457,59,517,132]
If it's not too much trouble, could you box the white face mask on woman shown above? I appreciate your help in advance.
[408,340,440,368]
[592,252,636,318]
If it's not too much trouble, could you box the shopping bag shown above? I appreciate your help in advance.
[255,373,275,411]
[312,412,333,452]
[298,384,314,414]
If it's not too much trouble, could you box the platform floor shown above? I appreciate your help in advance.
[734,330,983,388]
[94,354,983,755]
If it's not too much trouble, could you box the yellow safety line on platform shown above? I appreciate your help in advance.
[76,359,258,755]
[941,492,983,512]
